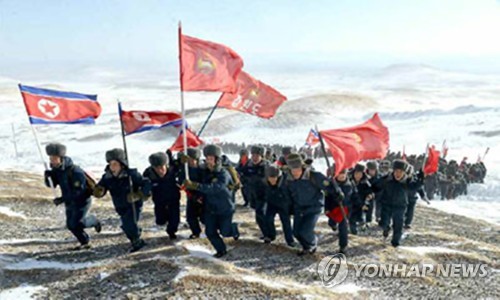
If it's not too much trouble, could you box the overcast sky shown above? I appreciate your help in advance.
[1,0,500,77]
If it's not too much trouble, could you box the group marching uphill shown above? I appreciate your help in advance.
[17,27,489,258]
[42,140,488,257]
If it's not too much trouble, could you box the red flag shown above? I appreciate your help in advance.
[320,113,390,176]
[423,145,440,175]
[169,128,203,152]
[119,108,183,136]
[326,206,349,223]
[217,71,287,119]
[180,34,243,92]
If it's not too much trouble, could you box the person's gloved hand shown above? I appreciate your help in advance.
[183,180,200,191]
[53,197,64,206]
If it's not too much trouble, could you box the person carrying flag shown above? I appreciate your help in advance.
[44,143,102,250]
[94,149,151,252]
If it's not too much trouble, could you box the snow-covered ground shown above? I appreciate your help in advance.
[0,64,499,225]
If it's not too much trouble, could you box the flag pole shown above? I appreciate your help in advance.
[11,123,19,160]
[18,84,57,198]
[118,100,139,224]
[197,97,222,137]
[178,21,190,180]
[482,147,490,162]
[315,125,348,224]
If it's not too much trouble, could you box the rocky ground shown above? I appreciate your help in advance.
[0,171,499,299]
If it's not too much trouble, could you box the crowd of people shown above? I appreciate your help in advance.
[43,142,487,257]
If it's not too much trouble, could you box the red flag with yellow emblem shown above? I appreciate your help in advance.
[180,34,244,93]
[217,71,287,119]
[320,113,390,176]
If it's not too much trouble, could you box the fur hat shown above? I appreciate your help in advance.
[251,146,265,156]
[45,143,66,157]
[282,146,292,156]
[203,144,222,158]
[149,152,168,167]
[239,148,249,156]
[187,148,201,160]
[286,153,303,169]
[105,148,127,166]
[265,147,273,155]
[380,160,391,168]
[354,163,366,173]
[265,165,281,178]
[366,161,378,170]
[392,159,407,171]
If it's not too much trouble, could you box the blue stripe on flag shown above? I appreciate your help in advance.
[29,116,96,125]
[19,84,97,101]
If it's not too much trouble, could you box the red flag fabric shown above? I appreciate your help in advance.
[326,206,349,223]
[424,145,440,175]
[320,113,390,176]
[169,128,204,152]
[217,71,287,119]
[180,34,243,92]
[120,107,183,136]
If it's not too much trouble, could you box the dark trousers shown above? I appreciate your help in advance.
[381,205,406,247]
[293,211,320,250]
[375,196,382,221]
[327,207,350,249]
[153,200,180,235]
[254,200,268,237]
[204,211,238,253]
[265,203,294,245]
[349,205,362,235]
[116,201,143,243]
[365,200,375,223]
[186,198,203,236]
[405,199,417,226]
[65,200,98,245]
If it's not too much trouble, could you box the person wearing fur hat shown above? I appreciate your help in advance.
[143,152,181,239]
[236,149,250,206]
[276,146,293,168]
[240,145,270,239]
[94,148,151,252]
[372,159,425,247]
[325,168,353,254]
[44,143,101,250]
[349,163,375,234]
[178,147,205,239]
[285,153,344,256]
[262,165,296,247]
[367,161,384,224]
[183,144,239,258]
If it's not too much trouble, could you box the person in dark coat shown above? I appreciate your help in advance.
[285,153,344,256]
[325,168,353,254]
[374,159,425,247]
[403,165,427,229]
[94,148,151,252]
[143,152,181,239]
[236,149,250,206]
[183,145,239,258]
[262,165,295,246]
[44,143,101,250]
[366,161,381,223]
[178,148,204,239]
[240,146,269,239]
[350,163,374,234]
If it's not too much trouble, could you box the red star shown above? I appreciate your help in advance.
[41,101,56,115]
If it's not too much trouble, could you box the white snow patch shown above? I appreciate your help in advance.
[329,282,366,294]
[430,199,500,226]
[0,284,47,300]
[241,275,289,290]
[0,206,26,219]
[183,243,215,260]
[4,258,109,271]
[399,246,469,256]
[0,238,68,245]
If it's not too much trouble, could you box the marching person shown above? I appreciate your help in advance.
[374,159,424,247]
[183,145,239,258]
[350,163,375,233]
[143,152,181,239]
[262,165,296,247]
[94,148,151,252]
[44,143,101,250]
[285,153,344,256]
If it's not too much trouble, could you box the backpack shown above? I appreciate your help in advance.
[67,165,98,198]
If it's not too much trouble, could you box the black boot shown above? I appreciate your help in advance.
[130,239,146,253]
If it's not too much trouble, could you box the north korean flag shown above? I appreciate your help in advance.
[119,103,183,136]
[19,84,102,124]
